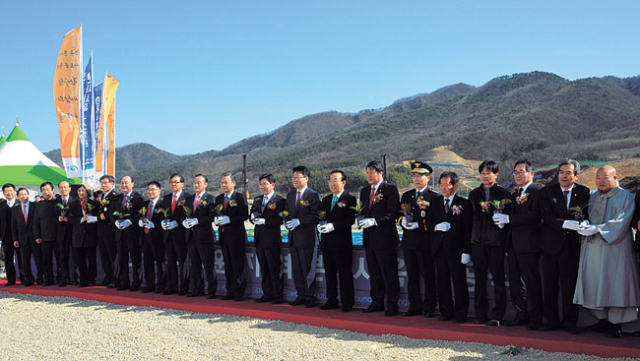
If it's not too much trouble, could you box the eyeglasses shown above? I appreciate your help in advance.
[513,170,529,176]
[170,181,183,184]
[292,176,306,180]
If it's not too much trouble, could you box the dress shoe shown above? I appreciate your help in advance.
[305,301,317,308]
[438,315,454,322]
[154,289,164,294]
[78,282,89,288]
[107,283,117,289]
[486,319,501,327]
[590,319,611,333]
[234,296,244,302]
[43,282,54,286]
[362,305,383,313]
[289,298,306,306]
[527,323,542,331]
[565,325,580,335]
[607,324,622,338]
[255,296,273,303]
[58,281,68,287]
[4,282,15,287]
[423,310,435,318]
[98,279,111,287]
[163,290,178,295]
[506,317,529,326]
[341,305,353,313]
[541,324,561,332]
[402,309,421,317]
[186,292,204,297]
[23,282,34,287]
[207,294,218,299]
[384,309,399,317]
[179,290,188,296]
[117,285,130,291]
[129,284,141,292]
[320,302,339,310]
[141,287,155,293]
[221,294,235,300]
[475,318,488,325]
[271,298,284,305]
[453,317,467,324]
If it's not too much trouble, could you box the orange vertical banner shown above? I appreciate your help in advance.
[103,73,119,176]
[53,26,83,177]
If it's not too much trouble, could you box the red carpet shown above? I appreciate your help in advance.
[1,282,638,359]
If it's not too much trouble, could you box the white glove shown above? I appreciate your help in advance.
[401,218,419,230]
[578,225,599,236]
[492,214,510,225]
[169,220,179,229]
[86,215,98,224]
[115,219,124,229]
[250,213,256,222]
[161,220,170,230]
[318,223,335,234]
[461,253,471,265]
[254,218,265,225]
[286,218,300,230]
[138,219,147,228]
[562,220,581,231]
[434,222,451,232]
[359,218,377,229]
[182,218,197,229]
[218,215,230,225]
[120,219,132,229]
[146,221,155,229]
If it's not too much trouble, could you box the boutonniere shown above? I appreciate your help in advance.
[451,205,463,215]
[299,199,309,207]
[268,202,276,210]
[373,193,384,204]
[178,199,186,206]
[198,199,208,208]
[124,200,132,211]
[101,198,110,206]
[479,201,491,213]
[516,193,529,205]
[416,198,430,210]
[337,201,346,208]
[228,199,237,207]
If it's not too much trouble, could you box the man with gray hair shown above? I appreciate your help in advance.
[538,160,590,333]
[574,165,640,338]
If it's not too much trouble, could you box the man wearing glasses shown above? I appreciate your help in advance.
[161,174,191,295]
[140,181,165,293]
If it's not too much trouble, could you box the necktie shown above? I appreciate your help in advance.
[63,198,67,206]
[517,188,523,197]
[331,195,338,211]
[23,204,27,224]
[444,198,450,214]
[224,195,229,210]
[261,196,268,213]
[563,190,570,209]
[122,195,129,208]
[369,186,376,208]
[193,194,200,212]
[171,194,177,213]
[145,201,153,234]
[295,191,301,209]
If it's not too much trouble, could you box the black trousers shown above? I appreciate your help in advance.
[116,236,142,287]
[365,246,399,311]
[20,240,42,285]
[256,246,283,299]
[165,235,189,294]
[73,246,96,286]
[322,246,354,307]
[290,244,317,302]
[143,236,165,291]
[403,247,436,313]
[221,240,246,298]
[508,249,543,325]
[40,241,58,284]
[472,244,507,321]
[57,231,72,283]
[187,241,217,296]
[2,240,18,284]
[542,241,580,328]
[97,232,117,285]
[434,249,469,320]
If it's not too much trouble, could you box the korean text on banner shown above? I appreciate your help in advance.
[103,73,119,176]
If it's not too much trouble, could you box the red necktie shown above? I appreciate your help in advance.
[193,194,200,212]
[224,195,229,210]
[295,191,301,209]
[23,204,27,224]
[171,194,177,213]
[369,186,376,208]
[145,201,153,234]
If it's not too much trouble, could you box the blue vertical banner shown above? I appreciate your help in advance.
[93,82,103,178]
[81,53,95,183]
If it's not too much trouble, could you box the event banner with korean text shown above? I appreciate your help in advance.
[94,82,105,177]
[53,26,83,178]
[103,73,119,176]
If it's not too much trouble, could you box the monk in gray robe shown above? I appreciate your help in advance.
[574,165,640,337]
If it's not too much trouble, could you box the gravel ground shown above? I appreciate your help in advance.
[0,292,635,361]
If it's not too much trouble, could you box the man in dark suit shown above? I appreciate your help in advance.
[161,173,190,295]
[215,173,249,301]
[140,181,165,293]
[285,165,321,307]
[468,160,511,326]
[539,159,590,334]
[317,170,357,312]
[1,183,22,286]
[428,171,472,323]
[11,188,40,286]
[493,159,544,330]
[250,173,286,304]
[33,182,60,285]
[359,160,401,316]
[110,175,144,291]
[97,175,119,288]
[183,174,217,298]
[55,181,76,287]
[398,162,439,317]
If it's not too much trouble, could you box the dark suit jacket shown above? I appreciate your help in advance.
[109,191,144,243]
[184,192,216,244]
[140,199,165,243]
[633,191,640,253]
[215,191,249,245]
[539,183,590,255]
[318,192,357,251]
[508,183,542,253]
[468,185,512,247]
[97,189,118,239]
[33,198,59,242]
[68,199,99,248]
[398,188,439,250]
[161,191,190,244]
[55,195,78,243]
[427,195,472,257]
[250,193,285,248]
[11,201,36,245]
[285,188,321,249]
[360,181,400,250]
[0,199,14,242]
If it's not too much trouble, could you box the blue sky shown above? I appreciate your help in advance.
[1,1,638,155]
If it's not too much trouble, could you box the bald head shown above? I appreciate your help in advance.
[596,165,617,193]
